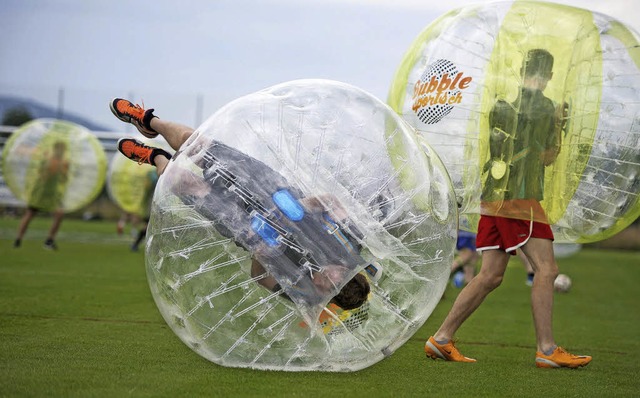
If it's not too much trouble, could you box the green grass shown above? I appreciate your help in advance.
[1,215,639,397]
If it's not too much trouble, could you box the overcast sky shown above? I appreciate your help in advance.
[1,0,638,131]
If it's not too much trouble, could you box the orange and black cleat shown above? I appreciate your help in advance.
[117,138,171,166]
[110,98,158,138]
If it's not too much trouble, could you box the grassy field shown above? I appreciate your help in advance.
[1,216,639,397]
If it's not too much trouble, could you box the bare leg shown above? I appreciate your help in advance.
[47,209,65,240]
[145,118,195,176]
[117,212,130,235]
[16,208,36,241]
[152,156,169,176]
[251,259,277,290]
[451,247,479,284]
[451,248,468,272]
[434,249,509,341]
[463,261,477,284]
[519,238,558,353]
[164,166,212,197]
[519,249,534,274]
[131,221,148,251]
[149,118,194,152]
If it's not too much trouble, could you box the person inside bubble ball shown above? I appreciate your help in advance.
[109,98,371,311]
[449,230,479,288]
[14,140,69,250]
[425,49,592,368]
[128,168,158,252]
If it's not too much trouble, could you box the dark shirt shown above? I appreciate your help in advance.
[483,88,558,203]
[27,154,69,211]
[185,141,364,306]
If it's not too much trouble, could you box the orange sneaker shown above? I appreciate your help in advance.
[117,138,171,166]
[425,336,476,362]
[535,346,592,368]
[110,98,158,138]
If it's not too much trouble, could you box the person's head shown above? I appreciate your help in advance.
[522,49,554,79]
[521,49,554,91]
[53,141,67,157]
[331,273,370,310]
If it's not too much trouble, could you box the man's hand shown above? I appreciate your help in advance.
[554,101,569,134]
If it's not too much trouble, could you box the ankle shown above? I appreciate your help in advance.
[540,345,557,355]
[433,334,450,344]
[143,109,158,132]
[150,148,171,167]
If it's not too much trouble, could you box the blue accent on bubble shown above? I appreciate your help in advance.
[251,215,280,246]
[272,189,305,221]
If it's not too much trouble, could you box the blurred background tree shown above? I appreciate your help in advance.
[2,106,33,126]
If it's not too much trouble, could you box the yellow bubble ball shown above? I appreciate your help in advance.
[2,119,107,213]
[389,1,640,243]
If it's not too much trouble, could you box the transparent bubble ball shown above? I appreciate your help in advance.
[146,79,457,371]
[2,118,107,212]
[388,1,640,243]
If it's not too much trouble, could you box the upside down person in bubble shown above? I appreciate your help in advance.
[425,49,591,368]
[109,98,372,312]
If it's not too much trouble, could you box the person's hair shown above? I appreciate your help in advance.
[331,273,370,310]
[53,141,67,152]
[522,49,554,78]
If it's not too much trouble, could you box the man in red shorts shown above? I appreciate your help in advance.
[424,49,591,368]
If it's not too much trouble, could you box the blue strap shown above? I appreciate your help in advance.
[272,189,305,221]
[250,215,280,246]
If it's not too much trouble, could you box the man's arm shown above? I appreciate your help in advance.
[299,194,348,220]
[59,160,70,184]
[250,259,293,301]
[541,102,567,166]
[300,194,364,247]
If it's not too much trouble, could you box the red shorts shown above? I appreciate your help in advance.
[476,215,554,254]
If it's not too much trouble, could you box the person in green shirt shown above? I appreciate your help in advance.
[425,49,591,369]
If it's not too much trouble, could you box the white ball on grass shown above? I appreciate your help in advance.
[554,274,572,293]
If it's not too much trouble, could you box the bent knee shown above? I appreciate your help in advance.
[476,273,504,291]
[531,258,559,277]
[536,265,559,281]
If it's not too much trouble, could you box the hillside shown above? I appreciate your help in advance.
[0,95,109,131]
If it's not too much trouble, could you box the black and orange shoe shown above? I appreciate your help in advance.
[117,138,171,166]
[110,98,158,138]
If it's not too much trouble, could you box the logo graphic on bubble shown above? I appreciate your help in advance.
[412,59,472,125]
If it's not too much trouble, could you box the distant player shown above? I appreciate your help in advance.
[14,140,69,250]
[450,230,478,288]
